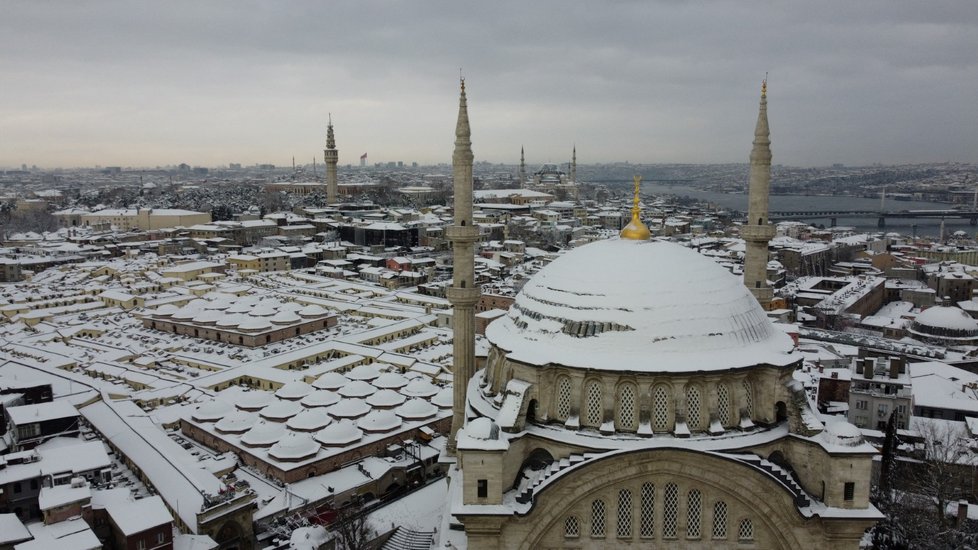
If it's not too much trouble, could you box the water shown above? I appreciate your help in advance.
[640,183,973,238]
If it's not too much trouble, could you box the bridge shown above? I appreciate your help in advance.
[767,209,978,227]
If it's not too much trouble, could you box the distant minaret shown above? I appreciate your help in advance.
[743,79,775,308]
[570,145,577,182]
[446,79,481,454]
[519,146,526,188]
[324,115,339,205]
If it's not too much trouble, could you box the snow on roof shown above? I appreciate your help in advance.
[17,517,100,550]
[5,400,79,425]
[104,494,172,536]
[914,306,978,333]
[0,514,30,545]
[487,238,797,373]
[38,481,91,511]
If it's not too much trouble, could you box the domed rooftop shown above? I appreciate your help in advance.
[312,372,350,391]
[241,420,287,447]
[259,399,302,421]
[275,381,314,401]
[357,410,402,433]
[338,380,377,398]
[234,390,274,411]
[395,398,438,420]
[911,305,978,339]
[215,410,257,434]
[269,431,319,462]
[485,238,796,372]
[366,389,407,408]
[300,390,341,408]
[315,420,363,447]
[192,399,232,422]
[287,408,333,432]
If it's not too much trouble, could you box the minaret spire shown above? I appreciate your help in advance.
[570,144,577,183]
[519,146,526,188]
[742,77,775,308]
[324,114,339,205]
[446,77,481,454]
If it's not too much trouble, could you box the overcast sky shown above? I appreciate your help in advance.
[2,1,976,169]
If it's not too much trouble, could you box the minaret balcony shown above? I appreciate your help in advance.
[445,225,481,243]
[741,224,775,241]
[446,286,480,306]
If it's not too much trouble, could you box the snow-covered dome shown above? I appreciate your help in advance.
[271,310,302,324]
[911,305,978,342]
[395,398,438,420]
[287,408,333,432]
[365,389,407,408]
[269,431,320,461]
[314,420,363,447]
[299,304,329,318]
[465,417,500,440]
[216,314,245,329]
[373,372,409,389]
[234,390,274,411]
[192,309,224,324]
[275,381,314,401]
[238,317,272,332]
[250,303,279,317]
[400,378,440,398]
[337,379,377,398]
[485,238,796,372]
[822,420,864,447]
[241,420,287,447]
[300,390,341,408]
[357,410,402,433]
[192,399,233,422]
[327,398,370,419]
[431,386,453,409]
[153,304,179,317]
[312,372,350,390]
[259,399,302,421]
[215,410,257,434]
[346,364,382,381]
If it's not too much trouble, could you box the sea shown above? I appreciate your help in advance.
[639,182,973,238]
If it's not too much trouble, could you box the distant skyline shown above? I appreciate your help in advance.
[2,1,977,169]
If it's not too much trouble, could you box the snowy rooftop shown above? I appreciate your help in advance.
[486,238,797,372]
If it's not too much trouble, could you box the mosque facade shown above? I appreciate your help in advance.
[442,81,881,549]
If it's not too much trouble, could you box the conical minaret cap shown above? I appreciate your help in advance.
[326,115,336,150]
[620,175,651,240]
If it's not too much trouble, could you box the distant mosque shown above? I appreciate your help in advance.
[519,146,581,200]
[439,80,880,549]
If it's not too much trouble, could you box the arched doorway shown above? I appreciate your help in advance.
[215,520,243,550]
[525,399,538,424]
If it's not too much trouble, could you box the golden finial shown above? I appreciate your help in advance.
[620,175,651,240]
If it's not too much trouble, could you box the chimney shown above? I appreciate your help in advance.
[889,358,899,379]
[896,356,906,374]
[863,358,874,379]
[957,500,969,526]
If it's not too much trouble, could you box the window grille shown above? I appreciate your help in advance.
[713,501,728,539]
[663,483,678,538]
[717,383,730,426]
[743,380,754,418]
[738,518,754,541]
[640,483,655,538]
[585,381,602,427]
[653,386,669,431]
[556,377,572,420]
[687,489,702,538]
[592,500,606,537]
[564,516,580,538]
[617,489,632,538]
[618,384,637,431]
[687,386,703,431]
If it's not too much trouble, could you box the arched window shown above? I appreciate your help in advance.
[555,376,572,421]
[713,501,728,539]
[564,516,580,538]
[584,380,602,428]
[652,385,670,432]
[591,499,606,537]
[663,483,678,539]
[617,383,637,431]
[742,380,754,419]
[738,518,754,541]
[686,386,703,431]
[717,383,731,427]
[617,489,632,538]
[640,482,655,538]
[687,489,702,539]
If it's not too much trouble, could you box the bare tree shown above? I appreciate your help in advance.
[331,499,374,550]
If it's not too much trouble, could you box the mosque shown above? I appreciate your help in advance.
[439,80,881,549]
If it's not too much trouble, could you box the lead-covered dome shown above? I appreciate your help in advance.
[485,238,795,372]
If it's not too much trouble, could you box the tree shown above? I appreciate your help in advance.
[331,498,374,550]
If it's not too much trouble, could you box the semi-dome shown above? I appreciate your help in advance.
[485,238,796,372]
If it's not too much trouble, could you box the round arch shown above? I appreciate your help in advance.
[512,448,812,550]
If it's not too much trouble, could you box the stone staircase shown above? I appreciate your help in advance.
[381,526,435,550]
[731,453,811,508]
[515,453,599,504]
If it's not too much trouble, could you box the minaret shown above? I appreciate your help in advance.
[324,115,338,205]
[570,145,577,182]
[518,146,526,188]
[446,79,481,454]
[742,79,775,308]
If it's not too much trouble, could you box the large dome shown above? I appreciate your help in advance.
[485,238,796,372]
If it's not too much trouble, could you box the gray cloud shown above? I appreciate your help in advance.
[1,0,976,168]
